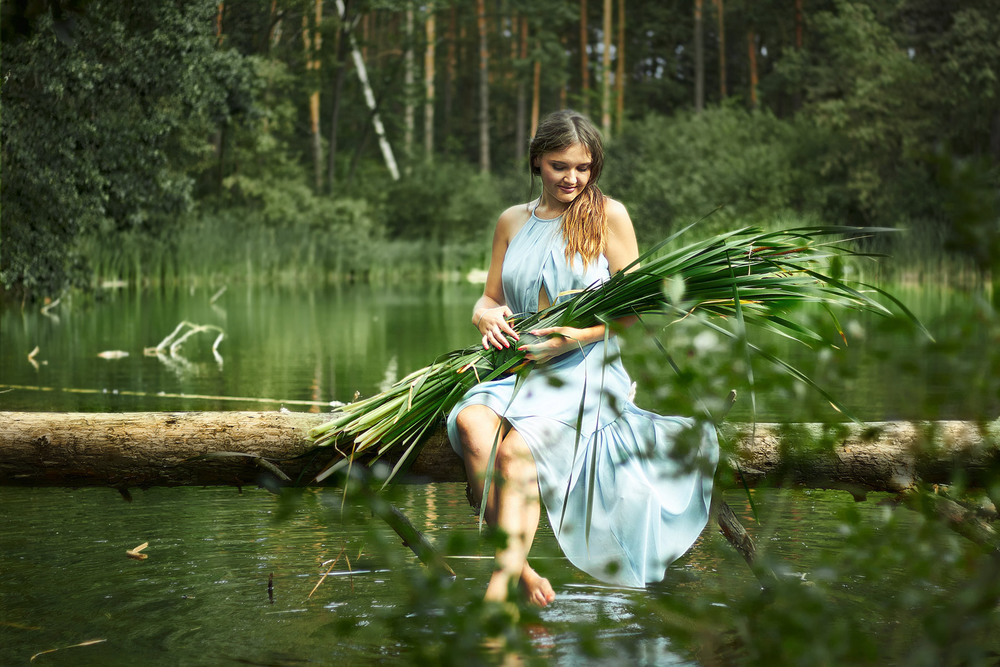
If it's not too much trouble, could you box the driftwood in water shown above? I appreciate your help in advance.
[0,412,998,492]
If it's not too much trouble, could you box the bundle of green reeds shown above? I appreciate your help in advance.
[309,225,924,484]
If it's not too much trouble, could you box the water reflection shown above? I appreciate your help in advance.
[0,284,482,413]
[0,282,996,420]
[0,483,950,665]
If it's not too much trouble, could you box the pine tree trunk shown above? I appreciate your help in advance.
[216,1,224,45]
[444,6,456,131]
[991,108,1000,166]
[327,2,349,189]
[580,0,589,114]
[515,16,528,166]
[531,53,541,138]
[304,1,325,192]
[714,0,726,98]
[795,0,804,49]
[747,28,758,109]
[404,3,415,162]
[601,0,612,134]
[424,2,436,160]
[327,1,351,191]
[694,0,704,112]
[614,0,625,134]
[793,0,803,110]
[477,0,490,173]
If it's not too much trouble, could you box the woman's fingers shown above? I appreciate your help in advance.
[476,307,522,351]
[529,326,566,338]
[500,320,519,342]
[482,325,512,350]
[519,338,551,362]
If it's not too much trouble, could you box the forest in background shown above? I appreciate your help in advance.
[1,0,998,300]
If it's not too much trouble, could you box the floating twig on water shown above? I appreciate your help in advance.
[126,542,149,560]
[30,639,107,663]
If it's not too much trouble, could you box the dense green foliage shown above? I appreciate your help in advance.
[1,1,257,294]
[2,0,997,297]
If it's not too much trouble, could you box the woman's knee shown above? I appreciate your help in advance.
[455,406,501,458]
[494,433,535,477]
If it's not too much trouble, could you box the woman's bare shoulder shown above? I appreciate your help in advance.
[602,197,639,272]
[603,197,634,232]
[494,202,534,241]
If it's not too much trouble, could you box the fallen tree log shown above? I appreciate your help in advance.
[1,412,998,492]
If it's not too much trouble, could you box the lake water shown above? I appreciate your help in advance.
[2,282,999,663]
[1,282,996,419]
[0,483,967,665]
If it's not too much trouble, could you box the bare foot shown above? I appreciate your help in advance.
[484,567,514,604]
[519,563,555,607]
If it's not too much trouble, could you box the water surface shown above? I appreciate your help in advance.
[0,484,917,665]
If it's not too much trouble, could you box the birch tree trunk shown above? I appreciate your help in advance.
[334,0,400,180]
[266,0,282,51]
[476,0,490,173]
[424,2,435,160]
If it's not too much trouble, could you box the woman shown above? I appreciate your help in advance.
[446,109,718,608]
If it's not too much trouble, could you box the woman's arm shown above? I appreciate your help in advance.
[520,199,639,363]
[474,205,528,350]
[604,198,640,275]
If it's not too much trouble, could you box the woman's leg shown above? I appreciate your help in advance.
[484,427,555,606]
[455,406,555,606]
[455,405,504,522]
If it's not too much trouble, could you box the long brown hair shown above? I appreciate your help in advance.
[528,109,607,266]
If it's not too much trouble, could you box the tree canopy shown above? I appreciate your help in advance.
[2,0,997,297]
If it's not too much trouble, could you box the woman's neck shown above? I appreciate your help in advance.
[534,195,570,220]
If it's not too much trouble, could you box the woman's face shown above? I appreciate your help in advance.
[535,142,592,209]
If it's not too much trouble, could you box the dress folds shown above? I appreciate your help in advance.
[446,208,719,588]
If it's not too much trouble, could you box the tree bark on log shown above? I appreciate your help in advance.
[1,412,998,491]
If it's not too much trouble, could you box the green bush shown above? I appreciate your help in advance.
[603,107,820,240]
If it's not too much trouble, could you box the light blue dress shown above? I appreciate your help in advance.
[446,207,719,588]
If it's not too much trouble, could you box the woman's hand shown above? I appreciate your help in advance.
[518,326,586,364]
[476,306,519,350]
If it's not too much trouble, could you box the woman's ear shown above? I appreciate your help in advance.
[530,158,540,174]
